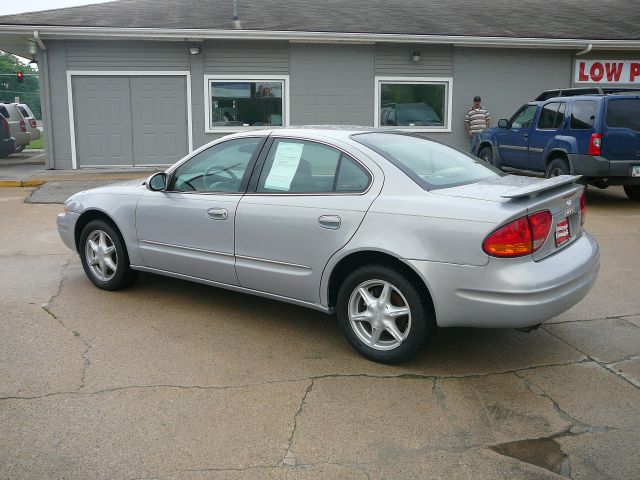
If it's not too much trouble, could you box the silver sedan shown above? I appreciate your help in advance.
[57,129,600,363]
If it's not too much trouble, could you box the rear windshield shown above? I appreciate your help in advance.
[17,106,30,118]
[606,98,640,131]
[0,106,8,118]
[352,132,501,190]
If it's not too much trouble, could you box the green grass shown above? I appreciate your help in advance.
[26,130,44,150]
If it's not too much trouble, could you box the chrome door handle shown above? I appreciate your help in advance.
[207,207,228,220]
[318,215,341,229]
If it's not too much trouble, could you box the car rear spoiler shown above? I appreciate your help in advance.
[501,175,582,199]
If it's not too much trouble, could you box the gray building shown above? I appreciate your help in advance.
[0,0,638,169]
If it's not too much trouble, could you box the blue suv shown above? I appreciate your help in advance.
[473,94,640,201]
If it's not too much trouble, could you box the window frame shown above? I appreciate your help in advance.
[374,76,453,132]
[204,75,290,134]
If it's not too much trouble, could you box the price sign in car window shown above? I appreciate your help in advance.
[264,142,304,191]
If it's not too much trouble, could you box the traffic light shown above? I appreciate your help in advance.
[16,71,24,83]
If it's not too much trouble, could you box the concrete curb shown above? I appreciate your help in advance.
[0,179,47,188]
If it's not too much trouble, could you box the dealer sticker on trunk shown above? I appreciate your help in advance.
[555,218,570,247]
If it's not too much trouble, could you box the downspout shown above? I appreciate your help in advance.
[34,30,55,169]
[575,43,593,56]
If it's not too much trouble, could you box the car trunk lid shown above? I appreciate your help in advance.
[432,174,585,261]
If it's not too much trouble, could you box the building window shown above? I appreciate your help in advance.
[375,77,452,131]
[205,76,288,132]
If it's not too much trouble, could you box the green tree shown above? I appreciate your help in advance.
[0,50,41,119]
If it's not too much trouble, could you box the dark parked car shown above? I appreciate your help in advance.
[473,94,640,201]
[380,102,442,127]
[0,105,16,159]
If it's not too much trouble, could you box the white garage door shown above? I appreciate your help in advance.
[72,75,188,167]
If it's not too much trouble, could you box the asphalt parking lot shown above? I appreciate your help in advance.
[1,183,639,479]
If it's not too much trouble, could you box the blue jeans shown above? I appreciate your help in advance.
[470,133,480,153]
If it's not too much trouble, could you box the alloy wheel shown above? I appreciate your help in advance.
[348,279,412,351]
[85,229,118,282]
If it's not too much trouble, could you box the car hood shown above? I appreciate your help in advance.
[430,174,572,203]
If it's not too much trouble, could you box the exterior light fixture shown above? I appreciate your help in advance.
[232,0,242,29]
[188,44,201,55]
[412,51,421,62]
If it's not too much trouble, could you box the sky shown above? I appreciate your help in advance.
[0,0,113,16]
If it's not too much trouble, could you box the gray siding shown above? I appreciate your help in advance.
[290,44,374,125]
[196,40,290,146]
[65,40,190,71]
[375,45,453,77]
[47,40,73,170]
[203,40,289,74]
[431,47,574,150]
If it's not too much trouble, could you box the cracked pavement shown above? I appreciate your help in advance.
[0,185,639,479]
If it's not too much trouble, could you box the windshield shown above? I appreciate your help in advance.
[352,132,501,189]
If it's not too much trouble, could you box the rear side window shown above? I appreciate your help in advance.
[606,99,640,132]
[257,139,370,194]
[537,102,561,129]
[352,132,500,190]
[554,103,566,128]
[570,101,597,129]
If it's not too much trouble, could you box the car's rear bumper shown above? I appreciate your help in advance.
[57,211,80,252]
[28,128,40,141]
[405,232,600,328]
[12,132,31,146]
[568,154,640,183]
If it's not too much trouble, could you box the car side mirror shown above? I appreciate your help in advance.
[147,172,168,191]
[498,119,508,128]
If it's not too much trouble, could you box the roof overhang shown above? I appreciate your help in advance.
[2,25,640,58]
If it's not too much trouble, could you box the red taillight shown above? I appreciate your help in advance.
[19,120,27,132]
[529,210,553,251]
[580,192,586,226]
[29,119,37,128]
[589,133,602,156]
[483,210,552,258]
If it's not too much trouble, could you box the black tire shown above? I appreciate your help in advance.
[79,219,138,291]
[624,185,640,201]
[14,145,25,153]
[545,158,570,177]
[478,146,498,168]
[336,264,435,364]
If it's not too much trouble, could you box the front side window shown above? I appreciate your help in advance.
[353,132,500,190]
[257,139,370,194]
[510,105,538,129]
[376,78,451,130]
[170,137,262,193]
[207,78,286,131]
[570,100,597,130]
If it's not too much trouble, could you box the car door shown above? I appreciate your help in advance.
[496,104,538,169]
[234,136,383,304]
[529,102,566,172]
[135,136,266,285]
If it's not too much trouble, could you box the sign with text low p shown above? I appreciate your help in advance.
[575,60,640,84]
